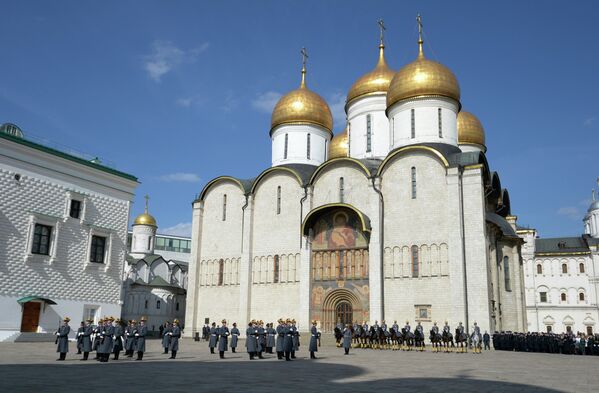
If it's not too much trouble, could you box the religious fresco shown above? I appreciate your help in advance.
[311,209,369,251]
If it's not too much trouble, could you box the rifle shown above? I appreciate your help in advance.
[318,332,321,347]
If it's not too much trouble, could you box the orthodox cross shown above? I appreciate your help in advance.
[377,19,386,45]
[301,47,308,70]
[144,194,150,213]
[417,14,423,43]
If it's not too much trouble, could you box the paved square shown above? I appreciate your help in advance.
[0,338,597,392]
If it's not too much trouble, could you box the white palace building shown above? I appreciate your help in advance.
[185,19,530,336]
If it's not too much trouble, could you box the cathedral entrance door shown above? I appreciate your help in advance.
[336,301,353,327]
[20,302,41,332]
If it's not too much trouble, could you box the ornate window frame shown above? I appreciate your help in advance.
[24,212,61,265]
[84,225,114,272]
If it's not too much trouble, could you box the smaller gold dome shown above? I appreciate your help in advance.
[271,69,333,134]
[346,44,395,107]
[457,111,486,148]
[133,212,157,227]
[328,128,349,159]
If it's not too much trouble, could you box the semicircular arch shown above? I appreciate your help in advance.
[250,166,303,194]
[309,157,371,185]
[377,145,449,177]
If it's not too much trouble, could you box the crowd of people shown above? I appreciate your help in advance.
[54,316,180,361]
[493,331,599,355]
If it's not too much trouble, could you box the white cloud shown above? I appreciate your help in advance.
[144,40,209,82]
[160,222,192,237]
[557,206,580,220]
[158,172,201,183]
[328,92,346,130]
[176,97,193,107]
[176,95,205,108]
[583,117,596,127]
[252,91,282,113]
[220,90,239,113]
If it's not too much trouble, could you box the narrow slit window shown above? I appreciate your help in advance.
[438,108,443,138]
[366,114,372,152]
[411,245,419,278]
[503,256,511,291]
[339,177,344,203]
[277,186,281,215]
[579,263,585,273]
[222,194,227,221]
[411,167,417,199]
[284,134,288,159]
[307,133,311,159]
[324,140,327,161]
[411,108,415,138]
[274,255,280,283]
[391,117,395,148]
[218,259,224,286]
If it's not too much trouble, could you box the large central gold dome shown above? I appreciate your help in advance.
[271,69,333,134]
[328,128,349,159]
[346,44,395,107]
[387,45,460,109]
[457,111,486,149]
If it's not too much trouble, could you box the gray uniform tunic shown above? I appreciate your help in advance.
[342,328,352,349]
[283,326,293,352]
[309,326,319,352]
[257,326,266,351]
[246,327,258,353]
[113,325,124,352]
[56,325,70,353]
[162,326,172,349]
[230,327,240,348]
[99,325,114,354]
[82,325,93,352]
[291,325,299,351]
[276,325,285,352]
[217,326,230,351]
[266,327,276,348]
[170,325,181,351]
[136,324,147,352]
[443,325,451,333]
[125,325,137,351]
[404,324,411,332]
[209,327,218,348]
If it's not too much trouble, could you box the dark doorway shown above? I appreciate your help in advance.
[20,302,41,332]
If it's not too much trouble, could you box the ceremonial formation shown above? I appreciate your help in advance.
[493,332,599,355]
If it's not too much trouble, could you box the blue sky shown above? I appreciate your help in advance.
[1,0,598,238]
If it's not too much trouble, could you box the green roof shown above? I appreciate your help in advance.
[0,131,138,182]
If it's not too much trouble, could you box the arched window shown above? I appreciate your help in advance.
[176,302,180,311]
[156,300,161,309]
[277,186,281,215]
[339,177,344,203]
[561,263,568,274]
[411,245,419,278]
[366,114,372,152]
[222,194,227,221]
[218,259,224,286]
[438,108,443,138]
[411,167,417,199]
[274,255,280,283]
[560,293,566,302]
[536,264,542,274]
[579,263,585,273]
[284,133,288,159]
[144,299,148,309]
[307,133,311,159]
[579,292,585,302]
[503,256,511,291]
[410,108,416,138]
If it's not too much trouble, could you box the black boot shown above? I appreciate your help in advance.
[164,349,168,354]
[285,351,291,361]
[291,351,296,359]
[210,347,215,354]
[60,352,66,361]
[219,351,225,359]
[82,352,89,361]
[277,351,282,359]
[345,348,349,355]
[258,351,264,359]
[232,348,236,353]
[136,351,143,360]
[310,351,316,359]
[170,350,177,359]
[114,351,119,360]
[249,353,255,360]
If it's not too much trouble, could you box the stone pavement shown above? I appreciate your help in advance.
[0,338,597,392]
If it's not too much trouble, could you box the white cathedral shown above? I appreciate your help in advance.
[185,19,529,336]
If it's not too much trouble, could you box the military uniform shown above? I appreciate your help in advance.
[230,324,240,353]
[266,323,276,354]
[217,320,230,359]
[257,321,266,357]
[99,318,115,362]
[246,321,259,360]
[55,318,71,361]
[112,321,124,360]
[276,320,285,359]
[309,321,320,359]
[342,325,352,354]
[162,322,172,354]
[125,321,137,357]
[283,320,293,361]
[169,321,181,359]
[208,323,218,354]
[81,320,93,360]
[135,319,148,360]
[92,320,102,358]
[290,321,299,358]
[76,322,84,354]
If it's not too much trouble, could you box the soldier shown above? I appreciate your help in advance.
[276,318,285,359]
[404,320,411,333]
[246,320,258,360]
[432,321,439,335]
[415,321,424,351]
[169,319,181,359]
[342,323,352,355]
[217,319,230,359]
[283,318,294,361]
[266,322,276,354]
[76,321,84,354]
[162,321,172,354]
[112,318,124,360]
[381,320,388,332]
[257,320,266,358]
[55,317,71,361]
[125,320,137,357]
[100,316,115,362]
[135,317,148,360]
[309,320,320,359]
[92,318,103,359]
[392,320,399,334]
[456,322,466,353]
[362,320,369,333]
[373,320,380,331]
[430,321,440,352]
[230,322,240,353]
[483,330,491,350]
[291,319,300,359]
[208,322,218,354]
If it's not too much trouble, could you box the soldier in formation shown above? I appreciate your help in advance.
[309,320,321,359]
[230,322,240,353]
[76,321,84,354]
[135,317,148,360]
[217,319,230,359]
[493,331,599,355]
[168,319,182,359]
[112,318,124,360]
[266,323,276,354]
[162,320,172,354]
[55,317,71,361]
[342,323,352,355]
[80,319,93,360]
[208,322,218,354]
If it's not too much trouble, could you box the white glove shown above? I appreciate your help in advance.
[135,333,139,337]
[56,332,60,336]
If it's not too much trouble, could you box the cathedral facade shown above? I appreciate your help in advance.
[185,20,527,336]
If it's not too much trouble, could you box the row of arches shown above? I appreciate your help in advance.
[252,253,300,284]
[198,258,241,286]
[383,243,449,278]
[130,258,187,288]
[535,286,588,305]
[124,292,183,316]
[529,258,588,276]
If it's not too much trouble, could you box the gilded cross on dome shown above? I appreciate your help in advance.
[300,47,309,87]
[144,194,150,213]
[417,13,424,55]
[377,19,386,46]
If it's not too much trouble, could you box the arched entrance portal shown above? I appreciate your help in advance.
[305,204,371,332]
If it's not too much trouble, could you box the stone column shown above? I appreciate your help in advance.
[368,177,383,323]
[446,167,466,326]
[183,201,203,337]
[298,189,312,332]
[238,195,254,333]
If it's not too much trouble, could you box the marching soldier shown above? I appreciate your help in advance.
[125,320,137,357]
[230,322,240,353]
[135,317,148,360]
[55,317,71,361]
[276,319,285,359]
[169,319,181,359]
[342,323,352,355]
[246,320,259,360]
[257,320,266,358]
[309,320,320,359]
[76,321,84,354]
[217,319,230,359]
[113,318,124,360]
[283,319,293,361]
[100,316,115,362]
[162,321,172,354]
[209,322,218,354]
[291,319,299,359]
[266,323,276,354]
[92,318,103,359]
[80,319,93,361]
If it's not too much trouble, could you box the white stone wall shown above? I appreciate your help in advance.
[346,95,390,159]
[130,224,156,256]
[271,124,330,167]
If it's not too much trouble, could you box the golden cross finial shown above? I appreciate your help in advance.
[377,19,386,46]
[417,13,424,56]
[144,194,150,213]
[300,47,308,87]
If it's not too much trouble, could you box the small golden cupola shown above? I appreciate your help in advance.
[328,128,349,159]
[386,15,460,110]
[133,195,157,227]
[346,20,395,108]
[457,111,486,152]
[270,49,333,134]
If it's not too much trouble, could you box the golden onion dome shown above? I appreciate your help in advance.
[386,18,460,109]
[271,66,333,134]
[457,111,486,148]
[328,128,349,159]
[133,196,157,227]
[346,44,395,107]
